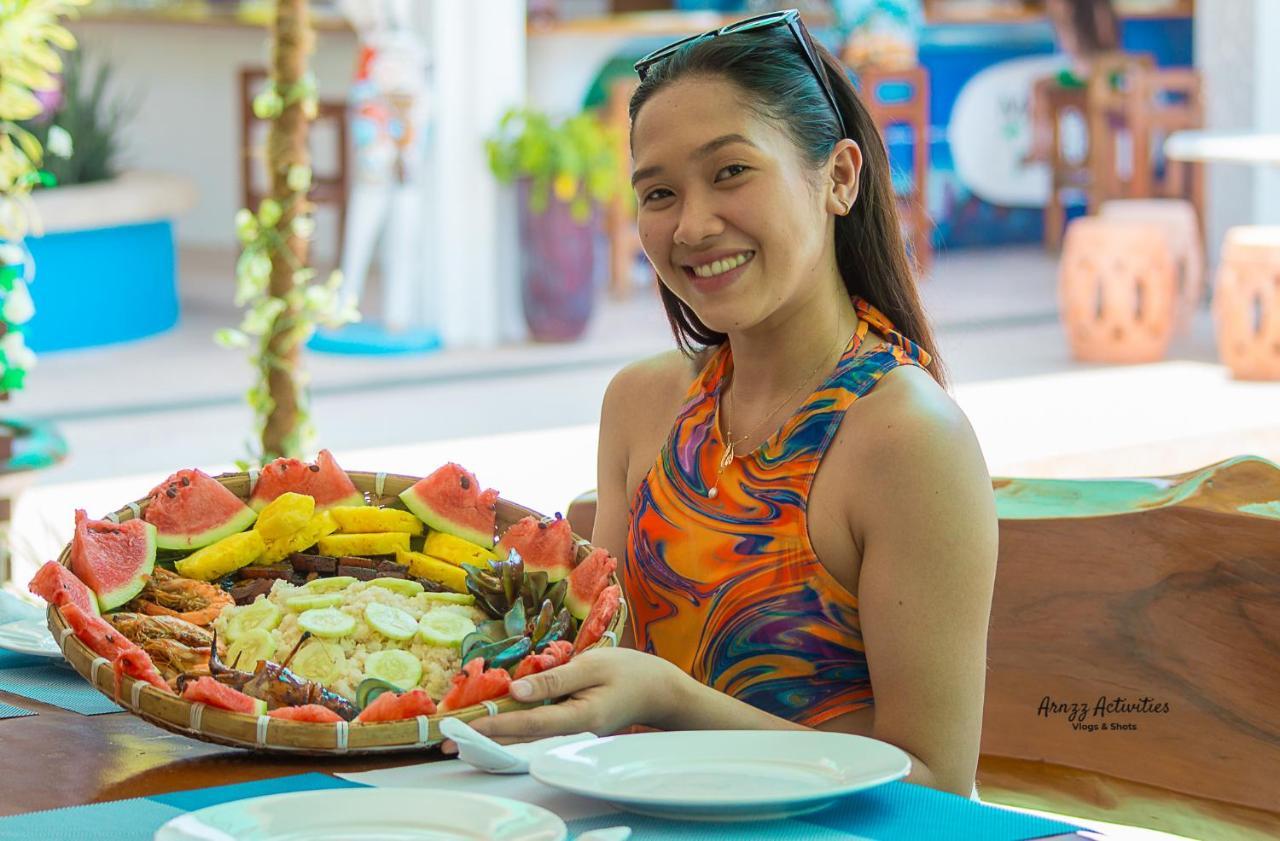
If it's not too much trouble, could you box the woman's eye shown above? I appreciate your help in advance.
[642,187,672,204]
[716,164,748,181]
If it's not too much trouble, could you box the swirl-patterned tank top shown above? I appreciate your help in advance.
[624,297,931,727]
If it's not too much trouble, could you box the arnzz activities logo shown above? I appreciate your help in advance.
[1038,695,1171,732]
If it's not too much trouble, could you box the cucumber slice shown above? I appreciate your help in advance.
[286,592,344,612]
[421,592,475,606]
[418,610,477,649]
[303,576,358,594]
[369,578,424,596]
[364,602,418,641]
[297,607,356,638]
[290,638,346,684]
[228,597,283,638]
[225,628,276,671]
[365,649,422,690]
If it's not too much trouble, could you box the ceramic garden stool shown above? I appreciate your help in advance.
[1058,216,1178,364]
[1214,226,1280,380]
[1099,198,1204,331]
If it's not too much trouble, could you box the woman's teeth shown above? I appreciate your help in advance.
[691,252,752,278]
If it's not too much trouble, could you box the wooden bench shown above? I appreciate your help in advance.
[565,456,1280,839]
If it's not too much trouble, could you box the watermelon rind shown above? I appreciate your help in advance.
[94,521,158,612]
[400,490,494,549]
[155,505,258,552]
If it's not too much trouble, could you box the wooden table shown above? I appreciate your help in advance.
[0,690,429,817]
[0,687,1104,839]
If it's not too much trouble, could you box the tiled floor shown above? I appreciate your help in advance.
[6,243,1279,586]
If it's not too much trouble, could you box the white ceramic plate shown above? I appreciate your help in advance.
[530,730,911,821]
[154,788,567,841]
[0,618,62,658]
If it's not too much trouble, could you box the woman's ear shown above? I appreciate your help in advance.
[827,138,862,216]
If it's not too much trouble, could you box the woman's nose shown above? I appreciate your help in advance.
[673,193,725,247]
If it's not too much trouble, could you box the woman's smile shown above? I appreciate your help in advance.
[682,249,756,293]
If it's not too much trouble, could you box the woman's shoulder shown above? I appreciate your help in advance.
[837,362,986,488]
[603,348,709,419]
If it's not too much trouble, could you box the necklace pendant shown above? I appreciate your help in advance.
[720,442,734,469]
[707,486,718,499]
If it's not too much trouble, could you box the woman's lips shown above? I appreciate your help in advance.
[683,252,755,293]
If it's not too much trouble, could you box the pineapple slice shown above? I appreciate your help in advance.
[397,550,467,593]
[329,506,424,536]
[424,531,499,567]
[317,532,411,557]
[176,530,266,581]
[255,492,316,541]
[259,511,339,566]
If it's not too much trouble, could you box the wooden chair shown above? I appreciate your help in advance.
[982,456,1280,840]
[239,67,349,261]
[1128,67,1204,223]
[603,76,645,299]
[859,65,932,276]
[565,456,1280,840]
[1044,53,1153,252]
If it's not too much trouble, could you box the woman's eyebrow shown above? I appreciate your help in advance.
[631,134,756,186]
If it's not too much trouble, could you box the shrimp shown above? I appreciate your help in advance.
[106,612,216,648]
[142,638,214,690]
[126,568,234,627]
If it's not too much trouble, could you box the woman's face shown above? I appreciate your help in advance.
[630,75,837,334]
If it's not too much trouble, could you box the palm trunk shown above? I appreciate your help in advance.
[261,0,312,460]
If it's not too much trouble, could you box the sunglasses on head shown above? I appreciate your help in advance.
[632,8,849,139]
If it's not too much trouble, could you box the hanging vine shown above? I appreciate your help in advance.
[215,0,355,465]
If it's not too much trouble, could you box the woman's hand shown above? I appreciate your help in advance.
[442,648,685,751]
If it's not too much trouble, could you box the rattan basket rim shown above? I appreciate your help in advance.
[47,467,627,755]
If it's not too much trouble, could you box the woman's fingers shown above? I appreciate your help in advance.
[467,700,594,740]
[509,657,599,703]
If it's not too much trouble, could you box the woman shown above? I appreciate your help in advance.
[453,11,997,798]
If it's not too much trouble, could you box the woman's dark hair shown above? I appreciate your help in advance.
[628,26,946,385]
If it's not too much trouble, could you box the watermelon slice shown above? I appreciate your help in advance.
[512,639,574,680]
[400,463,499,549]
[249,449,364,512]
[28,561,100,617]
[497,514,574,583]
[354,688,438,723]
[437,659,512,713]
[144,468,258,550]
[70,509,157,612]
[269,704,345,723]
[565,548,617,620]
[181,675,268,715]
[575,585,621,654]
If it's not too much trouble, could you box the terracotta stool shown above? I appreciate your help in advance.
[1214,226,1280,380]
[1059,216,1178,364]
[1099,198,1204,331]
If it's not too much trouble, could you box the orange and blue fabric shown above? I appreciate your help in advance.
[625,297,931,727]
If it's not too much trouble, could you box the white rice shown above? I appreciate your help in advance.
[212,579,485,701]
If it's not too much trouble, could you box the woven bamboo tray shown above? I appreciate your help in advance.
[46,469,627,756]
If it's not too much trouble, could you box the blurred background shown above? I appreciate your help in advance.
[1,0,1278,590]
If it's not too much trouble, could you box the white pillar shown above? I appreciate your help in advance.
[427,0,526,348]
[1253,0,1280,224]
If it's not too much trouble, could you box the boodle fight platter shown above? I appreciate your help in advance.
[27,453,626,754]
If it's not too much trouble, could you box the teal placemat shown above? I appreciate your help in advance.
[0,648,48,670]
[568,813,865,840]
[150,773,366,811]
[800,781,1081,840]
[0,664,121,715]
[0,700,35,720]
[0,797,185,841]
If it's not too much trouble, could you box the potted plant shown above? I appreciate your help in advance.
[1,0,83,585]
[486,108,618,342]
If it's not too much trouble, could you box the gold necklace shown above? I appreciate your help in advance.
[708,320,848,499]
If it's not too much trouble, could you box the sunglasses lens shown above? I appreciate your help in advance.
[722,11,790,34]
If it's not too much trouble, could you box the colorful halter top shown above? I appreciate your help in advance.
[625,297,931,727]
